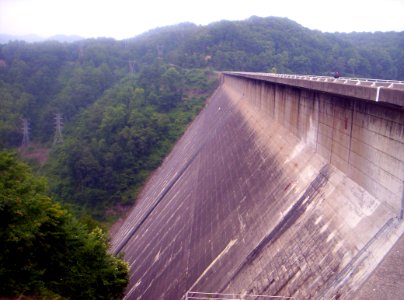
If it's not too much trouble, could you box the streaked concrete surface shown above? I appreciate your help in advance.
[353,234,404,299]
[111,73,404,299]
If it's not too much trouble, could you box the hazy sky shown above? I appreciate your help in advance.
[1,0,404,39]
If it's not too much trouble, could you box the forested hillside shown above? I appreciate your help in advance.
[1,16,403,220]
[0,16,402,297]
[0,33,218,215]
[128,17,404,78]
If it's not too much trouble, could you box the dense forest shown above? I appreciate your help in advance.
[0,40,218,218]
[0,151,128,298]
[128,17,403,78]
[0,16,403,297]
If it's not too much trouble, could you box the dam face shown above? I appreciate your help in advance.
[111,73,404,299]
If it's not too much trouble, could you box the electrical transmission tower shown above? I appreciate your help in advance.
[128,60,136,73]
[21,118,30,147]
[53,113,64,145]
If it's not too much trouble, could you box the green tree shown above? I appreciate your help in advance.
[0,151,128,299]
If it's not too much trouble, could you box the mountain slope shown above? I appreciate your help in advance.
[0,16,402,219]
[125,16,403,78]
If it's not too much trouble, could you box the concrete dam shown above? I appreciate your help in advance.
[110,72,404,299]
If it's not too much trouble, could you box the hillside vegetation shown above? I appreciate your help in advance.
[1,15,403,298]
[0,16,403,218]
[129,17,403,78]
[0,151,128,299]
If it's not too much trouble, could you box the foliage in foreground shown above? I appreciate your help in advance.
[0,151,129,299]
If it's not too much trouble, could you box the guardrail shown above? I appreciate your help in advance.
[222,72,404,105]
[225,72,404,90]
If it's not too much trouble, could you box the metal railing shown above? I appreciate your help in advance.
[225,71,404,89]
[185,291,295,300]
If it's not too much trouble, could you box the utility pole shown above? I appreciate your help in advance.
[53,113,64,145]
[21,118,30,147]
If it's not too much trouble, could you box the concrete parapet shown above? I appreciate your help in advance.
[224,72,404,107]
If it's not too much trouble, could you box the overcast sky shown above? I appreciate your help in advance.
[1,0,404,40]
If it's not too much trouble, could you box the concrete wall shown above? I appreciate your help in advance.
[110,73,404,300]
[224,74,404,215]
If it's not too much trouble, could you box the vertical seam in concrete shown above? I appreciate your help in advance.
[400,183,404,219]
[260,81,263,109]
[273,85,277,119]
[329,98,336,164]
[297,89,301,137]
[348,101,355,165]
[283,87,287,128]
[315,93,320,153]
